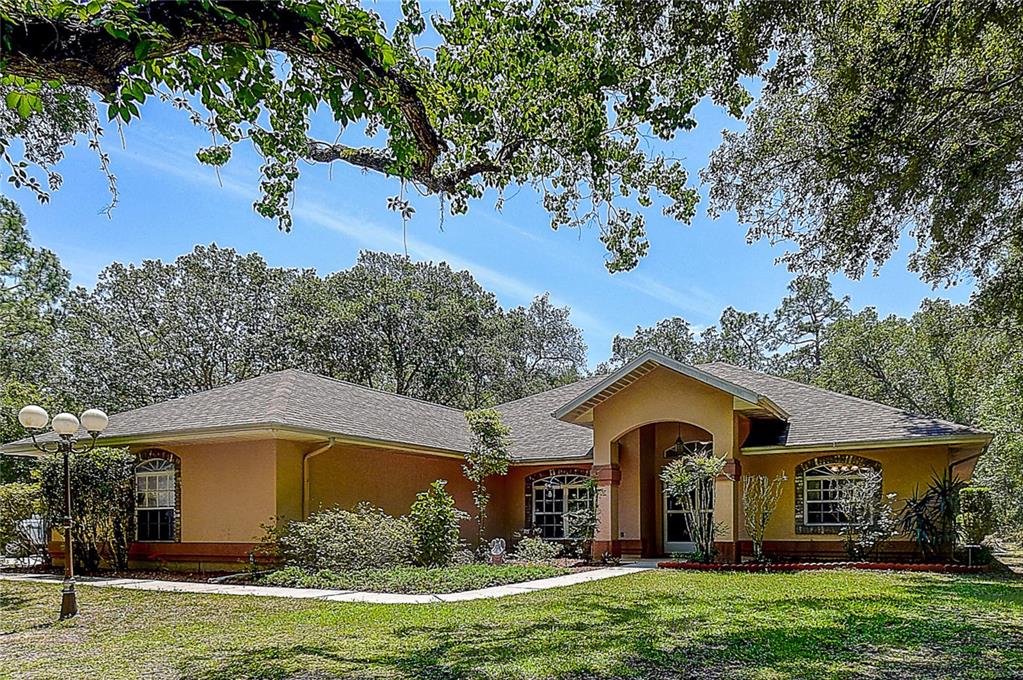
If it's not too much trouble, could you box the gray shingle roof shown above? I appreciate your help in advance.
[496,377,602,461]
[697,362,989,447]
[3,369,598,461]
[4,361,989,459]
[6,370,472,455]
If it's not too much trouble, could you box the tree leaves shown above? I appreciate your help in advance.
[705,0,1023,310]
[1,0,771,272]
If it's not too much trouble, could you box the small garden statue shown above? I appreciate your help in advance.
[489,537,506,565]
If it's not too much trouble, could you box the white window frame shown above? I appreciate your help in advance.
[802,463,867,527]
[531,473,592,540]
[135,458,176,542]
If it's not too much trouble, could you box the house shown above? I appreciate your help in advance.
[3,351,991,570]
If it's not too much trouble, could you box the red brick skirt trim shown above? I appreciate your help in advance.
[49,541,260,562]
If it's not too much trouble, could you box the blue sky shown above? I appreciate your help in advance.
[6,7,972,367]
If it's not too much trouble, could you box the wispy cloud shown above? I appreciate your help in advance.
[618,273,722,320]
[114,141,617,340]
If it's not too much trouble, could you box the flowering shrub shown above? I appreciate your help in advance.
[837,468,898,560]
[513,533,562,563]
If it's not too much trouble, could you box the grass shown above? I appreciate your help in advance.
[2,569,1023,679]
[259,564,570,593]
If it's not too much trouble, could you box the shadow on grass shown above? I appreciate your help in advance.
[177,576,1023,680]
[0,592,31,612]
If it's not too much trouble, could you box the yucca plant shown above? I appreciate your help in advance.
[898,470,966,561]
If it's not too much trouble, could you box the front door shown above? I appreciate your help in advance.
[663,494,696,554]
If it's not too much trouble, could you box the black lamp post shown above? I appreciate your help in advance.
[18,405,109,620]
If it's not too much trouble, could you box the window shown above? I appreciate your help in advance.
[803,463,867,526]
[531,474,592,540]
[136,459,176,541]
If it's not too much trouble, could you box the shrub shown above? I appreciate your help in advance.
[563,476,601,559]
[837,468,899,560]
[0,482,43,557]
[743,473,786,562]
[958,486,995,545]
[899,470,967,561]
[262,563,569,594]
[661,453,727,563]
[409,480,468,567]
[37,447,134,572]
[513,532,561,563]
[278,502,415,571]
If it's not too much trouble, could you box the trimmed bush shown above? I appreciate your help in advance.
[409,480,467,567]
[958,486,995,545]
[0,482,43,557]
[513,534,561,563]
[278,502,415,571]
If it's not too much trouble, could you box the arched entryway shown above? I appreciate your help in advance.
[614,420,715,557]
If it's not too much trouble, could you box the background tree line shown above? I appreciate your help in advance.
[0,198,587,477]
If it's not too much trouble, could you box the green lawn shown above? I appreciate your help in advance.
[2,570,1022,679]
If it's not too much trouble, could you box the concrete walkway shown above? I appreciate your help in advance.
[0,563,654,604]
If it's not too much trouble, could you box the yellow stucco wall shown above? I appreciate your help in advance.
[593,367,735,463]
[157,439,279,543]
[275,440,305,524]
[306,443,485,539]
[738,445,953,543]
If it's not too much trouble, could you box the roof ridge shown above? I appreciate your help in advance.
[283,369,467,413]
[131,370,287,409]
[493,374,605,408]
[701,362,980,431]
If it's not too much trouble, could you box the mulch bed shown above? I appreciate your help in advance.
[2,559,597,586]
[657,561,988,574]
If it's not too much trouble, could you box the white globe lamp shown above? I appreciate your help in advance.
[18,405,49,430]
[51,412,80,436]
[80,409,109,435]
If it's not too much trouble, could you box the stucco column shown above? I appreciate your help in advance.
[714,458,741,562]
[592,463,621,559]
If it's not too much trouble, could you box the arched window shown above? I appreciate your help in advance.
[802,462,869,526]
[531,473,592,540]
[136,458,176,541]
[665,440,713,459]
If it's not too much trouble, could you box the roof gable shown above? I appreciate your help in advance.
[552,351,789,424]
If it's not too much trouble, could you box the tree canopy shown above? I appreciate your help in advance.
[704,0,1023,314]
[4,1,1023,312]
[602,274,848,375]
[0,0,769,272]
[54,244,588,413]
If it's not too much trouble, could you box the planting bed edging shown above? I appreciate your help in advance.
[657,561,987,574]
